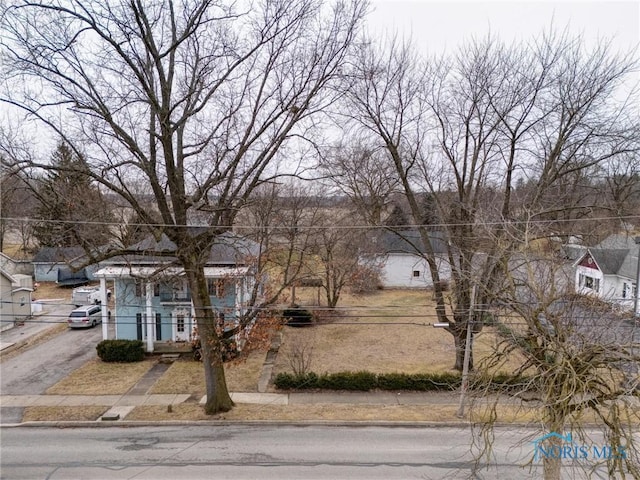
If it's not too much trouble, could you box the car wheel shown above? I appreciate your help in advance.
[91,320,96,327]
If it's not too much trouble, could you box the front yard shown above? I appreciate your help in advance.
[272,288,516,378]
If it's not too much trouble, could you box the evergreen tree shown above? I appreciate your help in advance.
[33,142,113,248]
[384,203,409,226]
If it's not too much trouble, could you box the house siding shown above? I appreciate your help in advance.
[0,273,14,332]
[379,253,451,288]
[575,264,604,296]
[112,277,242,344]
[0,271,32,332]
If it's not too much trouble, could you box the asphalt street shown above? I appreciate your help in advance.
[1,425,631,479]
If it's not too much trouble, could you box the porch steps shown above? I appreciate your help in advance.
[152,342,192,354]
[159,353,180,364]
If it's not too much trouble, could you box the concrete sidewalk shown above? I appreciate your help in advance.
[0,391,460,408]
[0,390,463,423]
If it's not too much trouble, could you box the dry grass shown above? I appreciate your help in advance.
[22,406,109,422]
[32,281,72,301]
[46,358,155,395]
[1,243,31,260]
[149,352,266,396]
[125,402,543,423]
[126,403,463,422]
[273,288,523,379]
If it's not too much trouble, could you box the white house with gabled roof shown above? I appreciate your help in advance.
[573,234,640,310]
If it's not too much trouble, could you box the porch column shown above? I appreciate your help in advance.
[100,277,108,341]
[146,282,154,353]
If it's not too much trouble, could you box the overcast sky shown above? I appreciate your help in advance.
[365,0,639,55]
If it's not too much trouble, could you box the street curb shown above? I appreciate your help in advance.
[0,420,529,429]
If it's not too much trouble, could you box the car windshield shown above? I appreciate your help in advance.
[70,312,87,317]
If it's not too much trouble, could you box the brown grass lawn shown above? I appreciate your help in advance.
[130,401,640,425]
[46,358,156,395]
[22,406,109,422]
[149,351,266,396]
[32,281,73,302]
[272,288,520,379]
[125,402,539,423]
[26,287,539,423]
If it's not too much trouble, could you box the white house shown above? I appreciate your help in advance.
[0,269,33,332]
[367,229,451,288]
[574,234,640,310]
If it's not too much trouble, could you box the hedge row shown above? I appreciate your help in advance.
[274,371,461,391]
[274,371,530,392]
[96,339,145,362]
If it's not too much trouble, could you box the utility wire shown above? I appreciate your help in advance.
[3,213,640,230]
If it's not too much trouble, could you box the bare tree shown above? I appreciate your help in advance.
[1,0,365,413]
[471,248,640,480]
[312,210,372,308]
[319,142,399,225]
[343,32,638,371]
[235,181,325,306]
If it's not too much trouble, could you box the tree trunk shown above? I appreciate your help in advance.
[453,328,473,372]
[186,265,233,414]
[542,420,564,480]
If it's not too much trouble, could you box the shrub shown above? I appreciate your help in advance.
[96,339,145,362]
[274,370,464,391]
[317,371,377,391]
[273,372,319,389]
[377,372,461,391]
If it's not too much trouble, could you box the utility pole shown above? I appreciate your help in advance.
[634,237,640,318]
[457,285,475,418]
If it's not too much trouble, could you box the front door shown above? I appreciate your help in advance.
[173,308,191,342]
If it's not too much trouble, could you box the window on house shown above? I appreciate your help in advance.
[208,279,228,298]
[413,270,421,278]
[176,314,185,333]
[135,282,159,297]
[582,275,599,291]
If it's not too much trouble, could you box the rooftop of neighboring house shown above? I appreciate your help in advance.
[369,229,449,255]
[576,233,640,279]
[105,230,260,266]
[32,246,87,264]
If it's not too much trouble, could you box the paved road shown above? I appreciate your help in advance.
[0,425,628,479]
[0,302,101,423]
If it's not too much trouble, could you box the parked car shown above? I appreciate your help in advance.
[67,305,105,329]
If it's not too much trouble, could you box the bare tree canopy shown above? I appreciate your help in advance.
[1,0,366,413]
[340,31,639,371]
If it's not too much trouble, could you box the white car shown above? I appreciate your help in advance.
[67,305,104,329]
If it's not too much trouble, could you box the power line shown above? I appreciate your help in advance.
[2,213,640,230]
